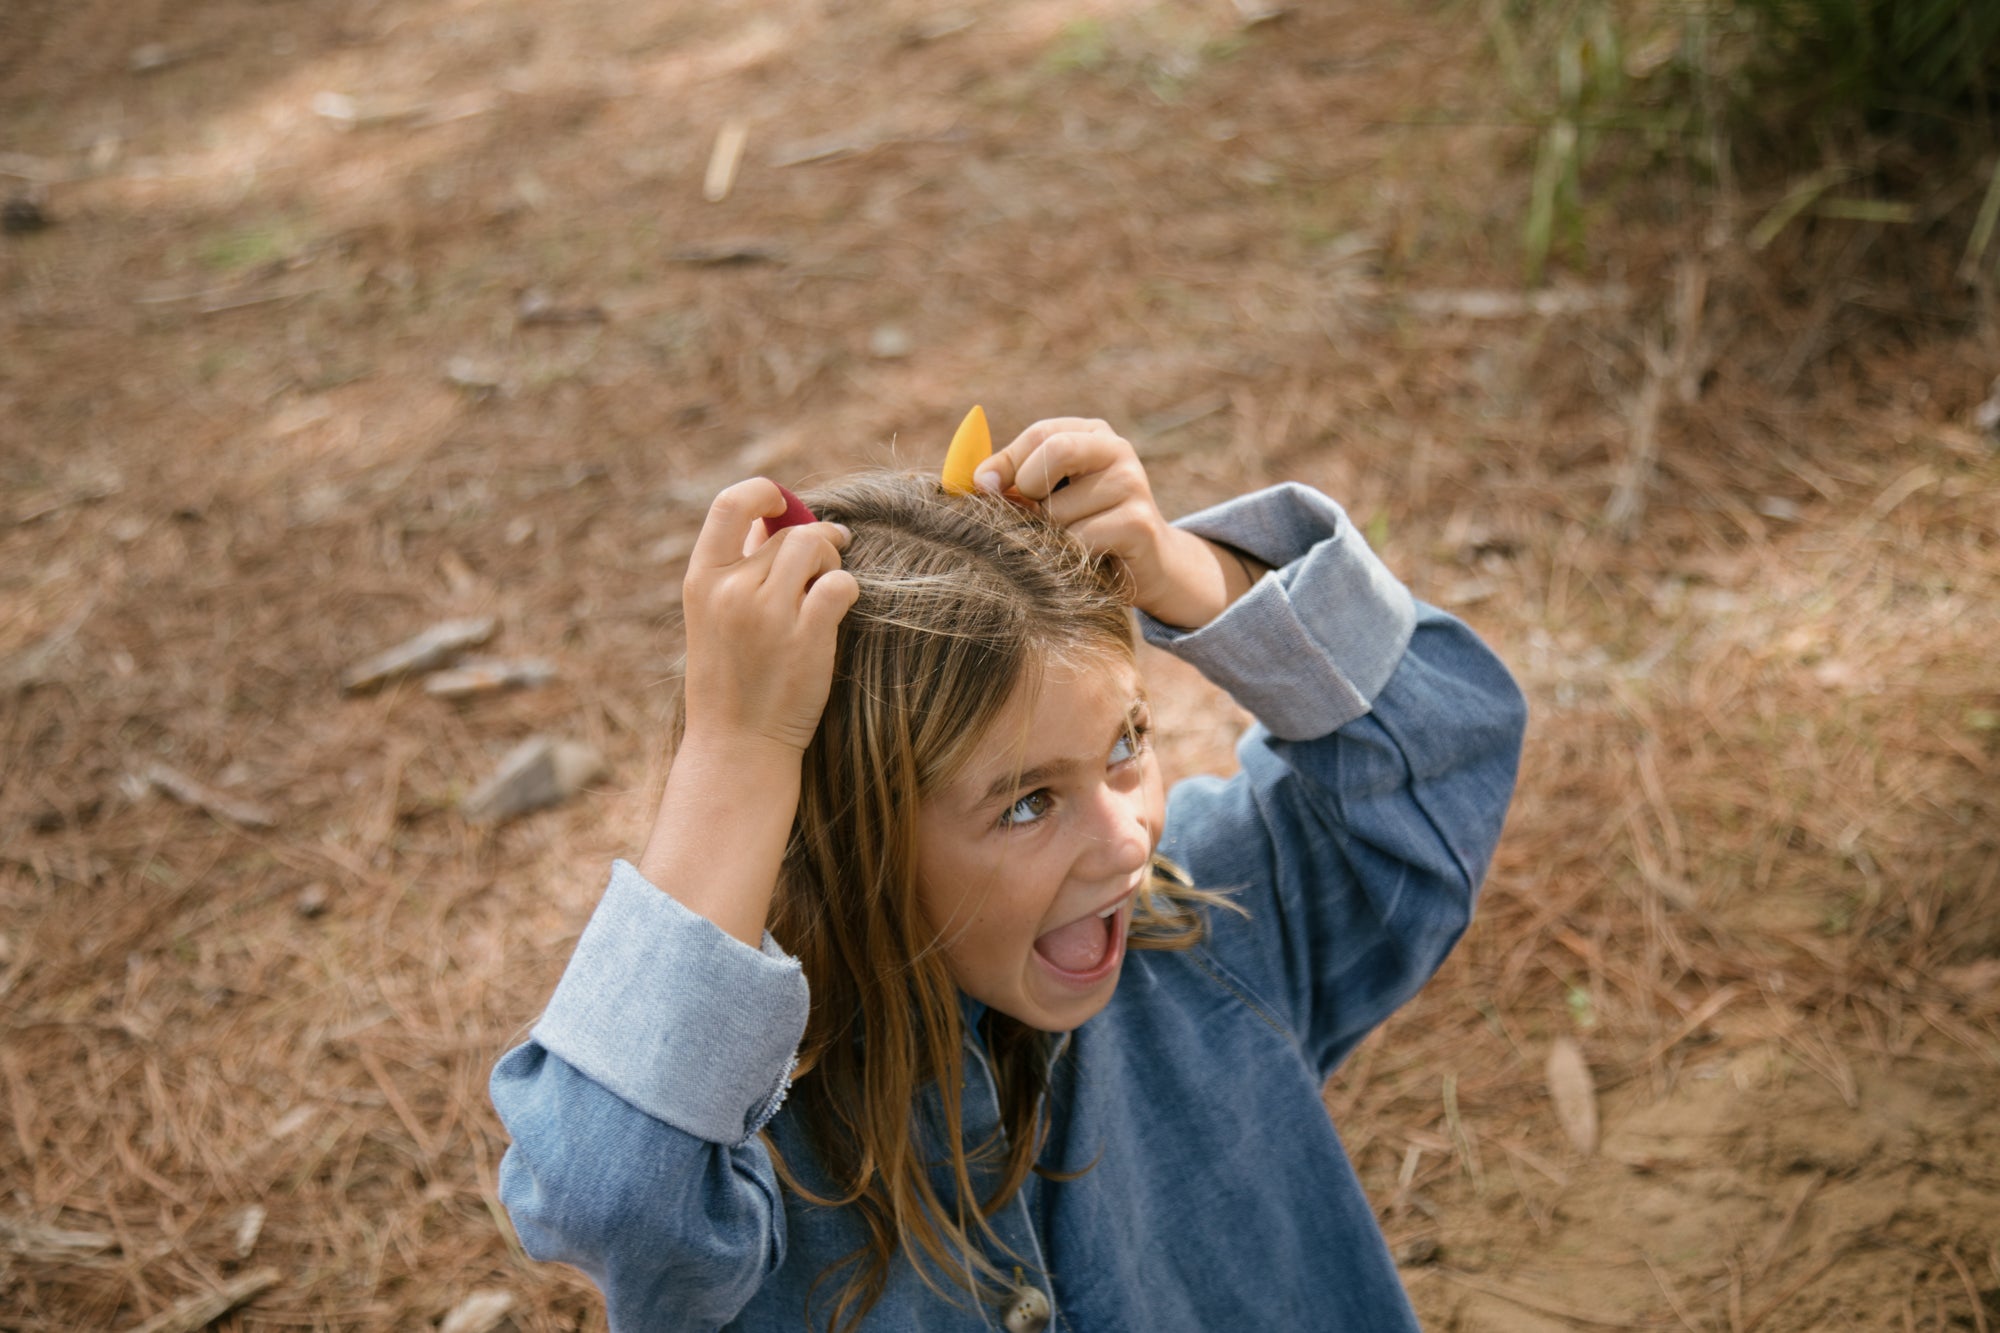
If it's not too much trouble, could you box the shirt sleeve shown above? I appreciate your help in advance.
[1145,484,1528,1075]
[489,860,809,1330]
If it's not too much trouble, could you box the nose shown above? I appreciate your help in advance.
[1079,776,1153,882]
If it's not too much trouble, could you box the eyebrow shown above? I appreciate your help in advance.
[975,695,1147,808]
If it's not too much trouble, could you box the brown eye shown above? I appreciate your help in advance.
[1000,790,1055,828]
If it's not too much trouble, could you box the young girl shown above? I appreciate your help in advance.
[491,417,1526,1331]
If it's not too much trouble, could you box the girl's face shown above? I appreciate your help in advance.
[914,653,1165,1032]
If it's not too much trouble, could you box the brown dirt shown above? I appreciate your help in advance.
[4,0,1998,1329]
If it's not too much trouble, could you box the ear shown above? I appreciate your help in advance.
[939,405,991,495]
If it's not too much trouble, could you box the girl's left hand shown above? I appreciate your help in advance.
[974,417,1260,630]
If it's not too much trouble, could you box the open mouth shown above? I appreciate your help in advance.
[1031,897,1129,986]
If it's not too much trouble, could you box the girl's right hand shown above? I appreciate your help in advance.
[681,478,860,758]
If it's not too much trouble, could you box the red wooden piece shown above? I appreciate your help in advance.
[766,483,817,532]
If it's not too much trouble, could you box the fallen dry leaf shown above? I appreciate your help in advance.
[1545,1037,1599,1156]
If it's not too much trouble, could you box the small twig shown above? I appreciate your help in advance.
[1643,1253,1703,1333]
[1607,257,1709,537]
[1495,1135,1569,1187]
[1749,165,1858,251]
[121,1269,280,1333]
[1442,1072,1486,1195]
[8,484,119,526]
[198,286,324,316]
[1944,1244,1990,1333]
[1959,157,2000,284]
[1747,1170,1824,1286]
[143,763,276,830]
[1136,392,1232,444]
[1740,1246,1848,1333]
[357,1045,438,1162]
[1639,985,1743,1068]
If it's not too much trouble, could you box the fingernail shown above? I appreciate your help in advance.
[829,522,852,542]
[973,468,1001,495]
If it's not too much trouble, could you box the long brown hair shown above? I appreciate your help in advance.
[744,473,1226,1329]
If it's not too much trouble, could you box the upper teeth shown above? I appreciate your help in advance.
[1097,904,1118,919]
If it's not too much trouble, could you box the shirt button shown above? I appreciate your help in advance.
[1001,1284,1051,1332]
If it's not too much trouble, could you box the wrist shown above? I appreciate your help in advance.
[639,729,804,949]
[1133,528,1237,630]
[675,723,810,778]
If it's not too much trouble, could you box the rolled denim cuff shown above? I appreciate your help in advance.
[1139,483,1416,740]
[533,859,809,1147]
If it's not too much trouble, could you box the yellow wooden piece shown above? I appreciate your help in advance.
[939,404,992,495]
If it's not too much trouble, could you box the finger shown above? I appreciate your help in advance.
[1013,427,1124,502]
[720,515,824,594]
[1065,509,1153,563]
[692,478,789,570]
[800,568,860,635]
[813,519,854,552]
[976,417,1108,497]
[767,524,847,602]
[1040,467,1126,528]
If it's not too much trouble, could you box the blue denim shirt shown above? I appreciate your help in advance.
[491,483,1528,1331]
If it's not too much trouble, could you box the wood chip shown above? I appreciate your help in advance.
[439,1290,515,1333]
[868,324,913,359]
[143,763,276,829]
[1402,284,1631,320]
[129,43,194,74]
[1231,0,1291,26]
[423,658,555,699]
[121,1268,279,1333]
[704,119,749,203]
[0,1213,115,1262]
[232,1203,267,1259]
[1545,1037,1599,1155]
[1974,375,2000,437]
[1440,577,1500,607]
[459,737,606,823]
[268,1106,316,1140]
[444,357,504,393]
[340,616,497,693]
[516,289,606,326]
[311,91,439,130]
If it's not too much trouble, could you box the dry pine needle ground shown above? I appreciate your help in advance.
[3,0,1998,1329]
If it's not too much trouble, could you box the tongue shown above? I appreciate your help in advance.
[1034,914,1111,974]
